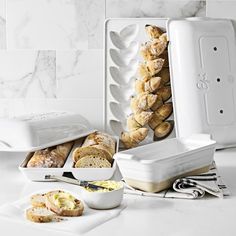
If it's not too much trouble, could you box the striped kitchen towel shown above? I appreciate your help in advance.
[124,162,230,199]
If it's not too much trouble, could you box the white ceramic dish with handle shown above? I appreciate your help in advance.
[114,133,216,193]
[0,111,93,152]
[19,135,119,182]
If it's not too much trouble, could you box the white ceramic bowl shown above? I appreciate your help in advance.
[81,183,124,210]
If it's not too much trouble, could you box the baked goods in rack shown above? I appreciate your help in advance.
[121,24,173,149]
[133,111,153,126]
[121,128,148,149]
[149,103,173,130]
[26,207,56,223]
[74,155,111,168]
[26,190,84,223]
[135,77,161,94]
[145,25,164,39]
[127,115,142,131]
[45,190,84,217]
[140,35,168,61]
[73,131,115,165]
[130,92,157,112]
[154,121,174,140]
[27,141,74,168]
[158,67,170,85]
[138,58,165,79]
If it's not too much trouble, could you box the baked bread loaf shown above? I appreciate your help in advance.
[27,141,74,168]
[130,92,157,112]
[138,58,165,79]
[30,194,46,207]
[158,67,170,85]
[154,121,174,140]
[121,127,148,149]
[75,155,111,168]
[140,36,167,61]
[145,25,164,39]
[26,207,56,223]
[149,103,173,130]
[134,111,153,126]
[73,132,115,164]
[45,190,84,217]
[127,115,142,131]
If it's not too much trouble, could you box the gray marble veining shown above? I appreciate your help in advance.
[0,50,56,98]
[106,0,206,18]
[0,0,6,49]
[7,0,105,49]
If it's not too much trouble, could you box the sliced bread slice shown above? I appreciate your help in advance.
[30,193,46,207]
[26,207,56,223]
[45,190,84,217]
[75,155,111,168]
[73,145,113,163]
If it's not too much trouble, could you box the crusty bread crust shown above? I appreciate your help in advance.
[73,146,113,163]
[45,191,84,217]
[26,207,55,223]
[73,132,116,163]
[27,141,74,168]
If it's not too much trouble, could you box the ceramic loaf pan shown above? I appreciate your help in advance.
[19,134,119,182]
[167,18,236,149]
[104,18,175,147]
[0,112,94,152]
[114,134,216,193]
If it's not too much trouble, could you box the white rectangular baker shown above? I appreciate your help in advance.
[167,18,236,148]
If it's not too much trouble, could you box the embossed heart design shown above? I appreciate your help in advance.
[110,24,139,49]
[110,83,134,103]
[110,42,139,67]
[109,102,130,122]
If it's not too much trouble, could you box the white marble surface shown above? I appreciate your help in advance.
[0,50,56,98]
[0,0,6,49]
[106,0,206,18]
[7,0,105,49]
[0,148,235,236]
[56,50,103,99]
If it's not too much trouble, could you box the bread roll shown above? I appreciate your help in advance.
[154,121,174,140]
[121,127,148,149]
[145,25,164,39]
[27,141,74,168]
[127,115,142,131]
[134,111,153,126]
[73,132,115,163]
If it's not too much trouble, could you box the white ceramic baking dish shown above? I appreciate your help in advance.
[19,135,119,182]
[167,18,236,149]
[0,112,94,152]
[114,133,216,192]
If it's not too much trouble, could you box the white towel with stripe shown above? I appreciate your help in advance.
[124,162,229,199]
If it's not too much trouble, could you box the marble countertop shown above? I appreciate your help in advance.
[0,148,236,236]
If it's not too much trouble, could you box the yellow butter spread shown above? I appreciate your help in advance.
[53,192,76,210]
[84,180,123,192]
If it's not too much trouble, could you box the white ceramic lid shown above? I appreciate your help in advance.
[167,17,236,148]
[0,111,95,152]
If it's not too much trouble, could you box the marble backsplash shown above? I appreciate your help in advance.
[0,0,206,129]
